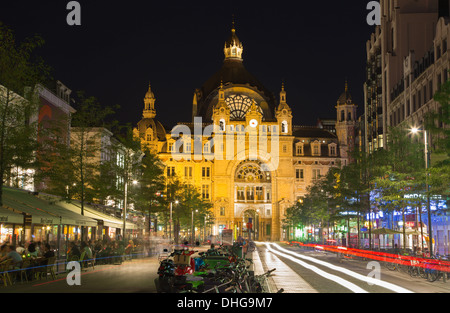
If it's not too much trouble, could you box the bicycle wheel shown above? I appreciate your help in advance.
[408,267,418,278]
[418,266,427,279]
[385,262,397,271]
[427,271,440,282]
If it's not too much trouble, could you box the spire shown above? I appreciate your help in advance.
[338,80,352,105]
[224,17,243,61]
[277,81,291,113]
[143,82,156,119]
[280,81,287,104]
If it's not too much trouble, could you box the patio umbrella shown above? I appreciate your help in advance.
[371,228,402,235]
[405,229,423,236]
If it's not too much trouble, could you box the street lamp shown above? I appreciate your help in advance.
[191,209,198,244]
[411,127,433,256]
[123,179,138,242]
[169,200,179,242]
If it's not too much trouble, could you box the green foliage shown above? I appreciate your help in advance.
[0,22,50,203]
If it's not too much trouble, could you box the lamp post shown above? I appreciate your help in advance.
[411,127,433,256]
[191,209,198,244]
[123,179,138,242]
[169,200,179,242]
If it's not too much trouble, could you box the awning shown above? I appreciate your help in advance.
[2,188,97,227]
[0,207,24,224]
[55,200,137,230]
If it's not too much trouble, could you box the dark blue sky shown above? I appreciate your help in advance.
[0,0,375,129]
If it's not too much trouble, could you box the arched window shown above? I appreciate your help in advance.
[219,119,226,132]
[146,128,153,142]
[226,95,263,120]
[235,161,271,183]
[281,121,288,134]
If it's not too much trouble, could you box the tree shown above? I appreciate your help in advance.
[132,145,166,235]
[67,92,117,219]
[0,22,49,204]
[374,127,425,250]
[426,78,450,208]
[166,181,213,244]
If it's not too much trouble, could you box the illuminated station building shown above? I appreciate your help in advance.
[134,24,357,241]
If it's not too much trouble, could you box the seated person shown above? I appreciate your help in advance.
[81,241,93,260]
[68,242,81,260]
[26,243,39,258]
[43,244,55,259]
[0,245,23,269]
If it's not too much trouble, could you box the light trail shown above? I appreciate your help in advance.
[267,243,413,293]
[264,243,368,293]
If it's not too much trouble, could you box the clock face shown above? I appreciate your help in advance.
[249,119,258,128]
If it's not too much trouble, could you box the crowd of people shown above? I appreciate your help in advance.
[67,239,141,264]
[0,241,55,268]
[0,237,152,270]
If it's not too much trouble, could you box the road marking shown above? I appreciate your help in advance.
[259,246,317,293]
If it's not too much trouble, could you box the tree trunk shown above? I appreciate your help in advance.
[402,208,407,251]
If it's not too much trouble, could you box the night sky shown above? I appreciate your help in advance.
[0,0,375,130]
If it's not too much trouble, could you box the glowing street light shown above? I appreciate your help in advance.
[169,200,179,241]
[410,126,433,256]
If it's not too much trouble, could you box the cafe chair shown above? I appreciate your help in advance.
[45,257,57,280]
[0,260,13,286]
[19,259,31,283]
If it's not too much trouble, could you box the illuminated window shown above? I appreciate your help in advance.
[166,167,175,177]
[296,144,304,156]
[281,121,288,134]
[184,167,193,179]
[296,169,304,181]
[203,142,210,153]
[202,185,210,200]
[185,141,192,153]
[312,169,321,180]
[226,95,263,120]
[202,167,210,179]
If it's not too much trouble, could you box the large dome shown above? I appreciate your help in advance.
[195,26,276,122]
[136,118,167,142]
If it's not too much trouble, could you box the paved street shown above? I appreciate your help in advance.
[3,242,450,294]
[0,256,161,293]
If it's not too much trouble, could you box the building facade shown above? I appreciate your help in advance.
[364,0,441,153]
[134,25,357,241]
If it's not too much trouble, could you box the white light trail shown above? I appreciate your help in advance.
[268,243,413,293]
[265,243,368,293]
